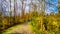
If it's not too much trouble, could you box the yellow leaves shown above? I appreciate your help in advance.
[19,19,24,23]
[52,21,58,26]
[36,17,42,22]
[36,17,40,20]
[2,19,8,25]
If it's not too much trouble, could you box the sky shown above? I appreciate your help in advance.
[45,0,58,14]
[0,0,58,15]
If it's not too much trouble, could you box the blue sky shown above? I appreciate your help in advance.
[46,0,58,14]
[0,0,58,15]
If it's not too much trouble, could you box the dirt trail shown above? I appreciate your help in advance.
[2,23,35,34]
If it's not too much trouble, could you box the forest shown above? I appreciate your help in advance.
[0,0,60,34]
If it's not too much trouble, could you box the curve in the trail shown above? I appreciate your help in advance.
[2,23,35,34]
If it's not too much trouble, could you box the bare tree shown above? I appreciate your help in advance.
[3,0,6,16]
[9,0,12,17]
[0,0,2,13]
[14,0,17,17]
[21,0,25,17]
